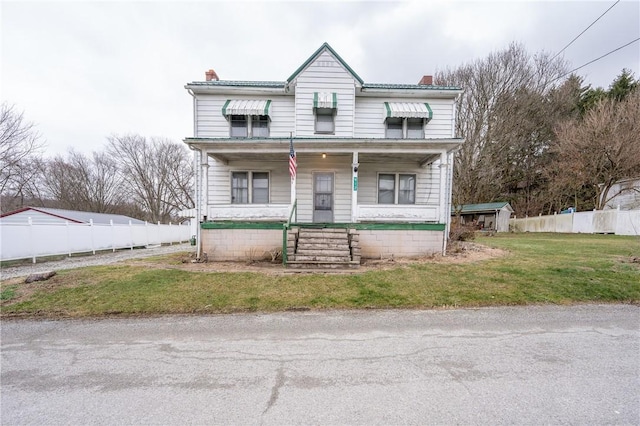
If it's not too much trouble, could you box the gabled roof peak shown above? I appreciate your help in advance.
[286,42,364,85]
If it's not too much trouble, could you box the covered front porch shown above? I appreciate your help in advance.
[188,137,461,226]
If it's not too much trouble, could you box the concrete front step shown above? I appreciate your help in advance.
[293,255,351,262]
[297,242,350,250]
[287,261,360,270]
[296,249,351,257]
[298,227,348,233]
[298,234,348,241]
[289,227,359,269]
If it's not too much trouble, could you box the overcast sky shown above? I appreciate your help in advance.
[2,0,639,156]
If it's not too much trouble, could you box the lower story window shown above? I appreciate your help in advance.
[378,173,416,204]
[231,171,269,204]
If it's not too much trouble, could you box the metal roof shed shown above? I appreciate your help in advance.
[453,202,514,232]
[0,207,146,225]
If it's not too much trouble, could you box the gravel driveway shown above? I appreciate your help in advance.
[1,244,194,280]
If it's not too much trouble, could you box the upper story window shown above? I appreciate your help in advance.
[223,100,271,138]
[378,173,416,204]
[231,171,269,204]
[383,102,432,139]
[314,92,337,135]
[385,118,403,138]
[315,108,335,134]
[252,115,270,137]
[230,115,248,137]
[385,117,425,139]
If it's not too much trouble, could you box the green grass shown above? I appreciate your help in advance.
[1,233,638,318]
[0,285,17,301]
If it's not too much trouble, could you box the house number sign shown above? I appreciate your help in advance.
[353,177,358,191]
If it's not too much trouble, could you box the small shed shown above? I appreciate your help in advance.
[0,207,146,225]
[453,202,514,232]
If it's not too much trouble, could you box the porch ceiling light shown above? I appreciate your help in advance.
[322,153,327,159]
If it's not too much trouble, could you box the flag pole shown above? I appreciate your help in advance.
[289,132,297,212]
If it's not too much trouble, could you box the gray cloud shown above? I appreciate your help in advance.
[2,0,638,156]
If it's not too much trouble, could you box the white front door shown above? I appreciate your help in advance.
[313,172,334,223]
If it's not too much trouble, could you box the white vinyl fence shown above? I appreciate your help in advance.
[0,220,192,263]
[509,208,640,236]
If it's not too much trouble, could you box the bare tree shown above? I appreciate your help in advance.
[0,103,45,207]
[551,89,640,210]
[42,149,125,213]
[107,134,194,222]
[0,157,48,212]
[435,43,568,214]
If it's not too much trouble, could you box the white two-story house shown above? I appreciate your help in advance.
[185,43,463,266]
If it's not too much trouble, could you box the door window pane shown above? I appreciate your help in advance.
[231,172,248,203]
[378,174,395,204]
[385,118,403,138]
[399,174,416,204]
[315,175,332,192]
[252,172,269,203]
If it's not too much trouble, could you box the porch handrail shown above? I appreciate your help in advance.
[282,199,297,265]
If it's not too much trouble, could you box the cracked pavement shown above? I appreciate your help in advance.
[1,305,639,425]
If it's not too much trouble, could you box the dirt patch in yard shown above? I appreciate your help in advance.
[124,241,507,275]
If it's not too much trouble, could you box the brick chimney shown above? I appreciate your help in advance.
[205,69,219,81]
[418,75,433,85]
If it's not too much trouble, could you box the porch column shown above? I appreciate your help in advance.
[439,151,447,223]
[351,151,359,223]
[201,151,209,221]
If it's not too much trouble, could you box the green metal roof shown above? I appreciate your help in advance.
[186,43,463,91]
[363,83,462,91]
[287,42,364,85]
[457,202,513,214]
[187,81,286,88]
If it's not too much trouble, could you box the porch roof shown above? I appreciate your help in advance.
[184,137,464,165]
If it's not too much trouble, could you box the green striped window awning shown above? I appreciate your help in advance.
[313,92,337,109]
[384,102,433,120]
[222,99,272,116]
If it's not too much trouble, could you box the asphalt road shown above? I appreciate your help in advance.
[1,305,639,425]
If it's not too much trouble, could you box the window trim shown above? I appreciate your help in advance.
[377,172,417,205]
[230,171,270,204]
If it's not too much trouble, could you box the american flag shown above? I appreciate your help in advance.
[289,134,296,181]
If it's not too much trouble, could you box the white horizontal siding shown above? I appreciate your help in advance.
[357,161,440,205]
[294,51,356,137]
[295,154,352,223]
[354,97,454,138]
[207,159,291,205]
[195,95,294,138]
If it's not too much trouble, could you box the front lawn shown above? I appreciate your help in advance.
[1,233,638,318]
